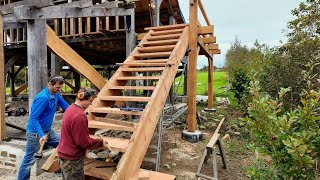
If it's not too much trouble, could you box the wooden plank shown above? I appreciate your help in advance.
[133,59,168,63]
[143,39,178,46]
[12,5,134,21]
[144,23,187,31]
[138,45,175,53]
[0,0,53,15]
[198,36,212,58]
[147,34,180,41]
[105,16,109,30]
[111,26,190,180]
[14,83,28,96]
[78,17,82,35]
[206,133,220,149]
[88,120,135,132]
[0,14,5,140]
[121,67,164,72]
[94,117,136,128]
[198,25,214,35]
[62,18,66,36]
[46,24,106,90]
[198,0,211,26]
[99,96,151,102]
[117,76,161,80]
[42,149,58,172]
[187,0,199,132]
[109,86,155,90]
[206,43,219,50]
[137,33,147,41]
[84,160,115,179]
[150,29,184,36]
[210,49,221,54]
[86,17,90,33]
[202,36,216,44]
[138,169,175,180]
[134,52,171,59]
[214,118,225,135]
[89,107,144,116]
[89,135,130,152]
[117,63,173,67]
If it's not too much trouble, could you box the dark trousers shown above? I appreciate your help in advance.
[60,158,84,180]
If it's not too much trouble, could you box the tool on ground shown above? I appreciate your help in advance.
[34,140,46,159]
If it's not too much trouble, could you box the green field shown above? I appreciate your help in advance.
[174,71,227,96]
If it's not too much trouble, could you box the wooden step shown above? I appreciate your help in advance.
[99,96,151,102]
[88,120,135,132]
[138,45,175,53]
[150,29,184,36]
[109,86,155,90]
[143,39,178,47]
[147,34,180,41]
[134,52,171,59]
[117,63,173,67]
[89,135,130,152]
[121,67,165,72]
[133,59,169,63]
[94,117,137,128]
[145,24,187,31]
[117,76,161,80]
[90,107,144,115]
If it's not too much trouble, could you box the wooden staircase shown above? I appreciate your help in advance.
[86,24,189,179]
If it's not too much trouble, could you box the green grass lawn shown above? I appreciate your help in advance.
[6,72,228,97]
[174,71,227,96]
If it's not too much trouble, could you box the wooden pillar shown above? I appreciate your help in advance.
[184,57,188,96]
[10,65,15,96]
[187,0,199,132]
[74,71,80,91]
[27,19,48,110]
[0,14,6,140]
[125,9,135,57]
[152,0,163,27]
[51,53,62,77]
[208,57,213,109]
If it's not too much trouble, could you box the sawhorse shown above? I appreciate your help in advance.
[196,133,227,180]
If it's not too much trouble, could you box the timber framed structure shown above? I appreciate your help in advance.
[0,0,220,179]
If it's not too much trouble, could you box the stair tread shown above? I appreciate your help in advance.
[133,59,169,63]
[145,24,187,31]
[117,63,173,67]
[150,29,184,36]
[99,96,151,102]
[90,107,144,115]
[138,45,175,53]
[147,34,180,41]
[109,86,155,90]
[121,67,165,72]
[134,52,171,58]
[89,135,130,152]
[143,39,178,46]
[94,117,137,127]
[88,120,135,132]
[117,76,161,80]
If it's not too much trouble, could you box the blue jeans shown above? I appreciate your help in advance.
[17,129,60,180]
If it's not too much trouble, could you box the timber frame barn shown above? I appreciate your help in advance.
[0,0,220,179]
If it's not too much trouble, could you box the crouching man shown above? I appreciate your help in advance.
[58,88,107,180]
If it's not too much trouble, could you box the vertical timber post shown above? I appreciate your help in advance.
[208,57,213,109]
[0,14,6,140]
[51,53,62,77]
[187,0,198,132]
[27,19,48,111]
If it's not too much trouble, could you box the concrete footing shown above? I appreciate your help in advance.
[181,130,203,143]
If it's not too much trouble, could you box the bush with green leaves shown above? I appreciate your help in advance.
[244,77,320,179]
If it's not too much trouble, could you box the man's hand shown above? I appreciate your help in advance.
[39,135,48,144]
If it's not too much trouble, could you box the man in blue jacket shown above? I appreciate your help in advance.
[18,76,70,180]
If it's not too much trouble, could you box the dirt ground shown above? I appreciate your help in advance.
[1,103,253,180]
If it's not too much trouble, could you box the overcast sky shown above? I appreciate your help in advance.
[178,0,303,68]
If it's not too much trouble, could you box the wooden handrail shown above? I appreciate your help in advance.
[198,0,211,26]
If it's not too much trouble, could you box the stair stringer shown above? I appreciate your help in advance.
[111,26,189,180]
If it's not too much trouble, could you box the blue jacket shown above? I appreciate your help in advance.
[26,87,69,138]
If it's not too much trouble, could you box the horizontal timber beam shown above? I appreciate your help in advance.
[0,0,53,15]
[5,5,134,22]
